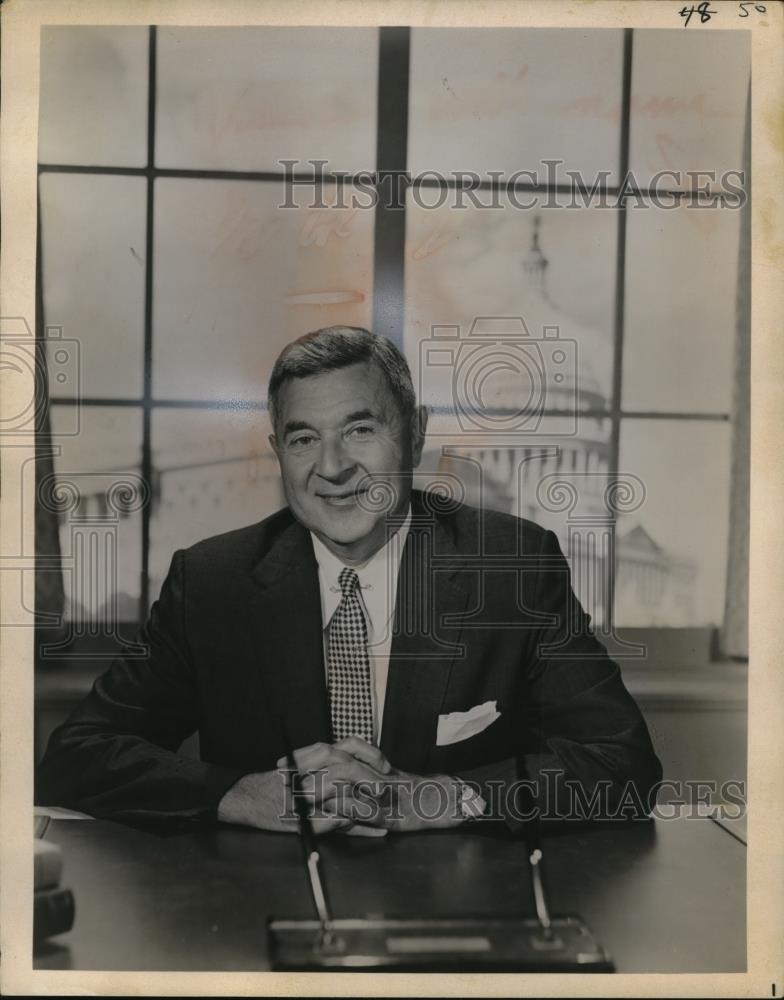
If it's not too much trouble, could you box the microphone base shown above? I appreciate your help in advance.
[268,914,614,971]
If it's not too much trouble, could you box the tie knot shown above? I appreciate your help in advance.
[338,567,359,597]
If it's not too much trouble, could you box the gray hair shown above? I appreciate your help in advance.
[268,326,417,430]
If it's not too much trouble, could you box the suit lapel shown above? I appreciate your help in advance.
[247,496,471,773]
[248,519,332,754]
[380,500,471,773]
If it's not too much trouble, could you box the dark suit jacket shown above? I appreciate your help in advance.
[37,490,662,828]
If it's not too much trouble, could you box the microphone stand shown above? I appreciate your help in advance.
[268,736,612,970]
[515,756,560,948]
[284,746,336,949]
[527,845,554,942]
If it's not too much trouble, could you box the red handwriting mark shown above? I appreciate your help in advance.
[410,226,458,262]
[299,209,357,248]
[654,131,689,171]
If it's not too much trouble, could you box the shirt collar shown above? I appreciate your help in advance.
[310,507,412,636]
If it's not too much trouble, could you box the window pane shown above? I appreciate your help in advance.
[156,27,378,172]
[39,27,149,167]
[408,28,624,184]
[629,30,749,191]
[148,408,282,603]
[616,419,731,627]
[152,179,374,401]
[40,174,146,399]
[622,203,741,413]
[49,406,143,622]
[419,413,613,630]
[405,196,616,409]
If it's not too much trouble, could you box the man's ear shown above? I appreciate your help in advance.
[411,405,428,467]
[268,433,280,459]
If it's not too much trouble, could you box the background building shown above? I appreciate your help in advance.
[419,217,698,630]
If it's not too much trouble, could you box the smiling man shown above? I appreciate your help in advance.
[37,326,661,833]
[268,337,419,566]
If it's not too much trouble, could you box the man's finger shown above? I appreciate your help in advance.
[299,763,387,805]
[334,736,392,773]
[311,796,382,834]
[310,814,353,835]
[337,824,390,838]
[276,741,331,771]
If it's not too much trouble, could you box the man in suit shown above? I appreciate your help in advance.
[37,325,662,834]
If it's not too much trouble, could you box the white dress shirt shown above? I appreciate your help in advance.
[310,508,411,745]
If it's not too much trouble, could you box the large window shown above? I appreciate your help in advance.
[38,26,749,633]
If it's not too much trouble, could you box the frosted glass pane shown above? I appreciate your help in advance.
[629,30,749,191]
[420,414,611,525]
[156,27,378,172]
[40,174,146,399]
[148,409,283,602]
[39,26,148,167]
[405,196,616,409]
[409,29,624,184]
[152,179,374,401]
[622,203,741,413]
[49,406,143,622]
[419,413,612,629]
[616,419,731,627]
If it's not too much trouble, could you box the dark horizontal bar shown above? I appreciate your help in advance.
[49,396,267,411]
[425,407,731,422]
[410,176,740,200]
[620,410,731,422]
[413,178,609,196]
[149,398,268,410]
[49,397,144,407]
[38,163,741,204]
[156,168,368,184]
[38,164,149,177]
[39,164,375,185]
[48,398,730,422]
[426,406,610,418]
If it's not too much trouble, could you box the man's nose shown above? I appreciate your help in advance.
[315,437,354,482]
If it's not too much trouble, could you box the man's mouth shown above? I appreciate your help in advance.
[316,488,368,508]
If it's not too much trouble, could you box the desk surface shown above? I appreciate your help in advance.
[35,815,745,973]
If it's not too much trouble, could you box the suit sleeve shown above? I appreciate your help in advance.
[456,529,662,827]
[36,550,246,826]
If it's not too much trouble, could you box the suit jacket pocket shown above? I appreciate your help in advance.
[427,711,510,774]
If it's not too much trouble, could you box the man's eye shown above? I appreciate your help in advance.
[347,424,375,439]
[288,434,316,449]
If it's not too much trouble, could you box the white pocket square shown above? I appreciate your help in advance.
[436,700,501,746]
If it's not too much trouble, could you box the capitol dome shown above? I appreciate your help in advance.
[484,213,612,416]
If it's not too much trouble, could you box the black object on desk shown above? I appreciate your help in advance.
[267,749,614,971]
[34,887,76,942]
[268,913,613,971]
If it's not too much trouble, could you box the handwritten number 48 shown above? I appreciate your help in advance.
[679,2,765,26]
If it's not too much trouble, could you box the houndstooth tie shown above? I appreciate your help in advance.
[328,567,374,743]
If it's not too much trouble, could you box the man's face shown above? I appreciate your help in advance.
[270,361,427,564]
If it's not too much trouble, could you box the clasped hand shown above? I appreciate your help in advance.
[218,736,463,836]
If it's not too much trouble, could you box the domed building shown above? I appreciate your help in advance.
[419,215,697,630]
